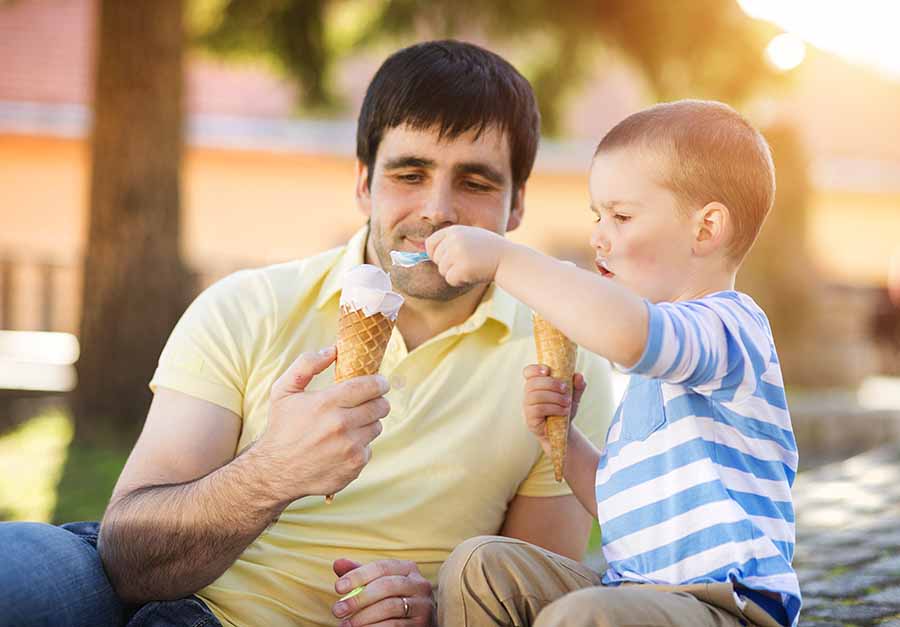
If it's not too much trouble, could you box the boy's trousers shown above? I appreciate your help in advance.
[438,536,785,627]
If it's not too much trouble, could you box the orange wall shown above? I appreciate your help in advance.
[1,133,897,332]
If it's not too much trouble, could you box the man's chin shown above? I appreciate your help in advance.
[390,265,474,302]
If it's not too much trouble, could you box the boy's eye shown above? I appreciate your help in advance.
[614,214,631,223]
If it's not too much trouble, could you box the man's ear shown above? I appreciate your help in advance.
[355,161,372,218]
[506,184,526,233]
[693,201,729,257]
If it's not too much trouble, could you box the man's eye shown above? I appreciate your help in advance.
[464,180,491,192]
[397,173,423,183]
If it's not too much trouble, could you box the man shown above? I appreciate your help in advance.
[1,40,613,627]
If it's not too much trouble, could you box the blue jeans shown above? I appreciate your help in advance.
[0,521,221,627]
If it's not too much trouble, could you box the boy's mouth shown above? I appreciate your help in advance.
[596,259,615,278]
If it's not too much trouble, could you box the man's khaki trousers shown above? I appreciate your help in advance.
[438,536,783,627]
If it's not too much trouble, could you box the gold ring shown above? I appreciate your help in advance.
[402,596,410,618]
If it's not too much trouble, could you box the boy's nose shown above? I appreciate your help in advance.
[590,225,611,254]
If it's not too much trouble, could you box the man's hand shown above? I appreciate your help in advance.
[425,225,509,287]
[332,558,435,626]
[254,346,391,503]
[522,364,587,457]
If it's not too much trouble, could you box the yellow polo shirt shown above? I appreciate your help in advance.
[150,227,613,627]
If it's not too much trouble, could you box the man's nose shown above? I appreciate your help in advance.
[420,180,458,226]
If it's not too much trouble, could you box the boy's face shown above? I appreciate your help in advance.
[357,123,524,300]
[589,147,700,303]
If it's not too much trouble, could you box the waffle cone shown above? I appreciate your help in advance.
[335,306,395,382]
[327,306,395,503]
[532,313,577,482]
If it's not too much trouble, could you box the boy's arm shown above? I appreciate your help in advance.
[495,242,648,367]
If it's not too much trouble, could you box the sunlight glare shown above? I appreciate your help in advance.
[765,33,806,71]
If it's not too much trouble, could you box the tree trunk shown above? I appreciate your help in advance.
[74,0,191,447]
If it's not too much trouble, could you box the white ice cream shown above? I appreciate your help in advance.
[339,264,404,320]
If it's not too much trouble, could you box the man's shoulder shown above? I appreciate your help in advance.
[210,245,345,308]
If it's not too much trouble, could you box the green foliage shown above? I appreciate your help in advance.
[52,443,129,524]
[191,0,785,134]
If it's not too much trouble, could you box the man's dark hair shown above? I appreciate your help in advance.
[357,40,540,191]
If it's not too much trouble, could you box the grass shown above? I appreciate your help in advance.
[0,409,128,524]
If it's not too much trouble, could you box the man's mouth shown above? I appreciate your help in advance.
[403,236,428,252]
[596,259,615,278]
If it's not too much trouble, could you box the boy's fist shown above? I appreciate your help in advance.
[425,225,507,286]
[522,364,586,456]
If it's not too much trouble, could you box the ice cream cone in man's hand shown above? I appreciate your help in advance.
[328,264,404,502]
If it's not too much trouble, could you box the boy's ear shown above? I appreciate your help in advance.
[505,184,526,233]
[355,161,372,217]
[693,201,729,257]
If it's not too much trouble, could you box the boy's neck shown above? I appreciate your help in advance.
[673,266,737,302]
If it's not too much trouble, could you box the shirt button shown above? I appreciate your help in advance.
[391,374,406,390]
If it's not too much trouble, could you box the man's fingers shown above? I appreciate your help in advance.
[332,375,390,408]
[272,346,336,400]
[333,558,363,579]
[335,559,415,594]
[345,397,391,428]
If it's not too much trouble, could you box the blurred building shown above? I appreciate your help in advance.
[1,0,898,383]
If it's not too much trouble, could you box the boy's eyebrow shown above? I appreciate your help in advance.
[454,162,507,186]
[591,200,637,211]
[383,156,435,171]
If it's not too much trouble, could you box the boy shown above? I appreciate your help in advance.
[428,100,800,627]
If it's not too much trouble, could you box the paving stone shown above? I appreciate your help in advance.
[802,573,896,597]
[796,621,843,627]
[808,529,873,548]
[863,585,900,605]
[796,567,827,585]
[871,530,900,550]
[865,555,900,576]
[799,596,831,612]
[803,602,896,622]
[795,545,883,569]
[874,619,900,627]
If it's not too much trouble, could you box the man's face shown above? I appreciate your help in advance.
[357,123,524,300]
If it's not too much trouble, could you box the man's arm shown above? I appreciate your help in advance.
[99,348,390,603]
[98,387,284,602]
[499,494,593,561]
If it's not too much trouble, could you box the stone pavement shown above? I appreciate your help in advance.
[793,442,900,626]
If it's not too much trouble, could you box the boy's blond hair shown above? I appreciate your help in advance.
[595,99,775,267]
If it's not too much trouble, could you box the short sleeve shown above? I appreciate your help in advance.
[149,270,276,416]
[515,350,614,497]
[621,293,773,394]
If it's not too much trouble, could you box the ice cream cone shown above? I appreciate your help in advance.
[532,312,577,482]
[335,306,395,383]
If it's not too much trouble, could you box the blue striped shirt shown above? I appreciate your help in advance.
[595,291,801,626]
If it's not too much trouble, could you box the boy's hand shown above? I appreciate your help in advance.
[425,225,508,286]
[522,364,586,456]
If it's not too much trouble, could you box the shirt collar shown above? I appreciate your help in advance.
[315,225,518,341]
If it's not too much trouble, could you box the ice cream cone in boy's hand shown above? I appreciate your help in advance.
[532,312,577,482]
[328,264,403,502]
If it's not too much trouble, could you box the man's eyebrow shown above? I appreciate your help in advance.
[383,156,435,170]
[455,162,506,186]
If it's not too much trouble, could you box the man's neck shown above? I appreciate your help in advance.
[395,285,489,352]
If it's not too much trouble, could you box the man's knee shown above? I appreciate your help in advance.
[0,521,124,626]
